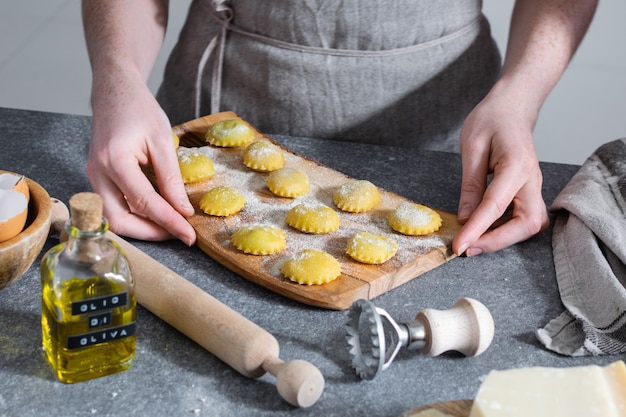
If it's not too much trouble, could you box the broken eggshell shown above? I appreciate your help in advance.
[0,173,30,242]
[0,171,51,290]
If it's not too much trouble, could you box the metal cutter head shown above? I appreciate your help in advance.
[345,299,406,380]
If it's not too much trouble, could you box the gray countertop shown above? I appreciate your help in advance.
[0,107,619,417]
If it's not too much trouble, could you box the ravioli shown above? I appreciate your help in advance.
[281,249,341,285]
[199,186,246,216]
[285,203,340,234]
[266,167,310,198]
[243,140,285,172]
[178,151,215,184]
[231,225,287,255]
[206,118,255,147]
[388,202,442,236]
[346,231,398,264]
[334,180,381,213]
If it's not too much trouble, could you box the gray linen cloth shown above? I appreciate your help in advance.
[536,139,626,356]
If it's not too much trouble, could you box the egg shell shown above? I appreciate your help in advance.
[0,190,29,242]
[0,173,30,202]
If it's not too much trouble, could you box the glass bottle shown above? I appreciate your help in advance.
[41,192,136,383]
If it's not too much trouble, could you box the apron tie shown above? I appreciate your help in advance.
[195,0,232,118]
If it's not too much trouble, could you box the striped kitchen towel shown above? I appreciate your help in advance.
[536,139,626,356]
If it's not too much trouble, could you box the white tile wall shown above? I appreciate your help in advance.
[0,0,623,165]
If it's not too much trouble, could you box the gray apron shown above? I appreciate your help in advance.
[157,0,501,152]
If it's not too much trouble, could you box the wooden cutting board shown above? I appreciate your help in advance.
[399,400,473,417]
[172,112,461,310]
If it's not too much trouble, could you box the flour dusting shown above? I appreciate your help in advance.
[178,141,452,282]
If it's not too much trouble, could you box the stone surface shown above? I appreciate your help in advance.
[0,108,612,417]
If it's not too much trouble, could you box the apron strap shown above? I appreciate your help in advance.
[195,1,232,118]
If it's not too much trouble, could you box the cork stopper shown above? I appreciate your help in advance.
[69,192,103,232]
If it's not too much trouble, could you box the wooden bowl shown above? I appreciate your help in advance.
[0,173,52,291]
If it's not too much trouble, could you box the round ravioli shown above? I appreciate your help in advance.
[346,231,398,264]
[205,119,255,147]
[243,141,285,172]
[178,152,215,184]
[266,167,310,198]
[231,225,286,255]
[388,202,442,236]
[333,180,381,213]
[281,249,341,285]
[285,203,340,234]
[199,186,246,216]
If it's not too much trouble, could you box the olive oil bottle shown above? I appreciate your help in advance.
[41,192,136,383]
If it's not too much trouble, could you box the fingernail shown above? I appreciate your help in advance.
[180,198,194,213]
[183,235,195,247]
[466,247,483,257]
[456,243,469,256]
[458,204,472,222]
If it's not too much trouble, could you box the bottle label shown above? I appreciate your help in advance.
[66,291,135,349]
[89,312,112,328]
[71,292,128,315]
[67,322,136,349]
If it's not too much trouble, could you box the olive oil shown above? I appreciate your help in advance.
[41,193,136,383]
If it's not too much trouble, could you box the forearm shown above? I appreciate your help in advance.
[82,0,169,104]
[493,0,597,125]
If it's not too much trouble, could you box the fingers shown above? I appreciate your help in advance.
[148,133,195,219]
[116,166,196,245]
[453,167,547,256]
[462,199,549,255]
[457,113,492,225]
[87,133,196,244]
[89,159,195,243]
[455,167,518,252]
[88,167,165,240]
[457,146,489,225]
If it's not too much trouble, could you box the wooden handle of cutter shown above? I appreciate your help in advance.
[416,297,495,357]
[50,198,324,408]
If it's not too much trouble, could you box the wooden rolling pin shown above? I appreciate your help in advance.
[50,198,324,408]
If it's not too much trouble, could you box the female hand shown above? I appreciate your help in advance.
[453,92,549,256]
[87,70,196,244]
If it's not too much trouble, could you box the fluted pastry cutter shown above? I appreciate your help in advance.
[346,298,495,380]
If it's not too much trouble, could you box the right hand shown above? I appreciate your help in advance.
[453,87,549,256]
[87,71,196,244]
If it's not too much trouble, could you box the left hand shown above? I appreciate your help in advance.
[452,92,550,256]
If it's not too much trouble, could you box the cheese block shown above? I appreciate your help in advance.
[469,361,626,417]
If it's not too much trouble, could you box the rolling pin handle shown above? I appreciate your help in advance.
[262,357,325,408]
[50,198,69,240]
